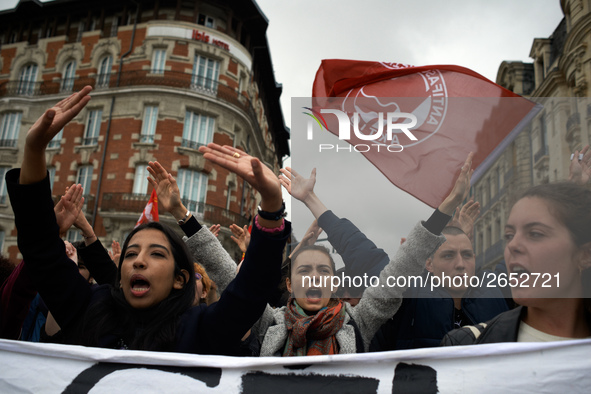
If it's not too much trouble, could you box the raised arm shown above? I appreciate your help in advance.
[192,143,288,355]
[21,87,92,185]
[351,152,474,350]
[7,87,95,332]
[147,161,237,294]
[449,198,480,240]
[280,166,389,277]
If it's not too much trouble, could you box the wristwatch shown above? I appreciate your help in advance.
[178,210,191,225]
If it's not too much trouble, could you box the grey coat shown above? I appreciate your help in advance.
[254,221,445,356]
[184,226,237,295]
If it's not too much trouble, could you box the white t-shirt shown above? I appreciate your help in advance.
[517,321,578,342]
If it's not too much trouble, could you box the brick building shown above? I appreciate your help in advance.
[0,0,290,262]
[472,0,590,270]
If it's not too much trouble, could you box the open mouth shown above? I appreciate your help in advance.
[306,288,323,300]
[130,274,151,296]
[509,264,531,275]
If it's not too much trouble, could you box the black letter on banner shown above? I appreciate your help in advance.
[62,362,222,393]
[242,371,379,393]
[392,363,438,393]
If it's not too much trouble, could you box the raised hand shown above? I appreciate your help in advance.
[289,219,323,258]
[230,224,250,253]
[458,198,480,236]
[147,161,187,220]
[54,184,84,237]
[26,86,93,152]
[22,86,92,185]
[279,167,316,203]
[438,152,474,216]
[568,145,591,185]
[279,166,328,219]
[109,240,121,266]
[198,143,282,213]
[209,224,221,237]
[450,198,480,239]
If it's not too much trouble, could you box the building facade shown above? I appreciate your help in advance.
[473,0,591,270]
[0,0,290,262]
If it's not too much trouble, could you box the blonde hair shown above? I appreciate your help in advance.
[193,262,212,299]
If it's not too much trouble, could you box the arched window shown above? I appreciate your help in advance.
[18,64,38,95]
[97,55,113,88]
[61,60,77,92]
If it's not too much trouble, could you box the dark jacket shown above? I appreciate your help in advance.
[440,306,524,345]
[316,210,508,351]
[369,277,509,351]
[7,169,289,355]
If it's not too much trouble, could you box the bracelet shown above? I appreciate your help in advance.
[178,210,191,225]
[255,215,285,233]
[257,201,287,221]
[82,233,95,239]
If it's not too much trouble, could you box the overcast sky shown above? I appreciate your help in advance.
[0,0,565,263]
[255,0,563,263]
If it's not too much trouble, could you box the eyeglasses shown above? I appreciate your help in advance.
[195,273,202,280]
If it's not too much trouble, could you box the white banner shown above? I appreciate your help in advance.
[1,338,590,393]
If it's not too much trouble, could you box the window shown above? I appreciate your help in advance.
[182,111,214,149]
[97,55,113,88]
[76,165,93,196]
[61,60,77,92]
[0,167,9,204]
[191,55,219,93]
[76,21,85,42]
[18,64,38,95]
[67,229,82,243]
[198,14,215,28]
[48,128,63,149]
[110,17,119,37]
[177,169,207,214]
[83,110,102,145]
[0,230,5,254]
[48,167,56,191]
[540,113,548,151]
[140,106,158,143]
[151,49,166,74]
[0,112,21,148]
[133,164,149,195]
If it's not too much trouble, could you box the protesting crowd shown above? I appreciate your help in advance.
[1,85,591,358]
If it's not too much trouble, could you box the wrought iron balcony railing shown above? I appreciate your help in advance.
[139,134,155,144]
[0,139,18,148]
[180,139,206,150]
[101,193,250,227]
[81,136,99,146]
[0,70,255,124]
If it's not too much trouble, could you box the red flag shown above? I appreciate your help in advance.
[311,60,540,208]
[135,189,159,228]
